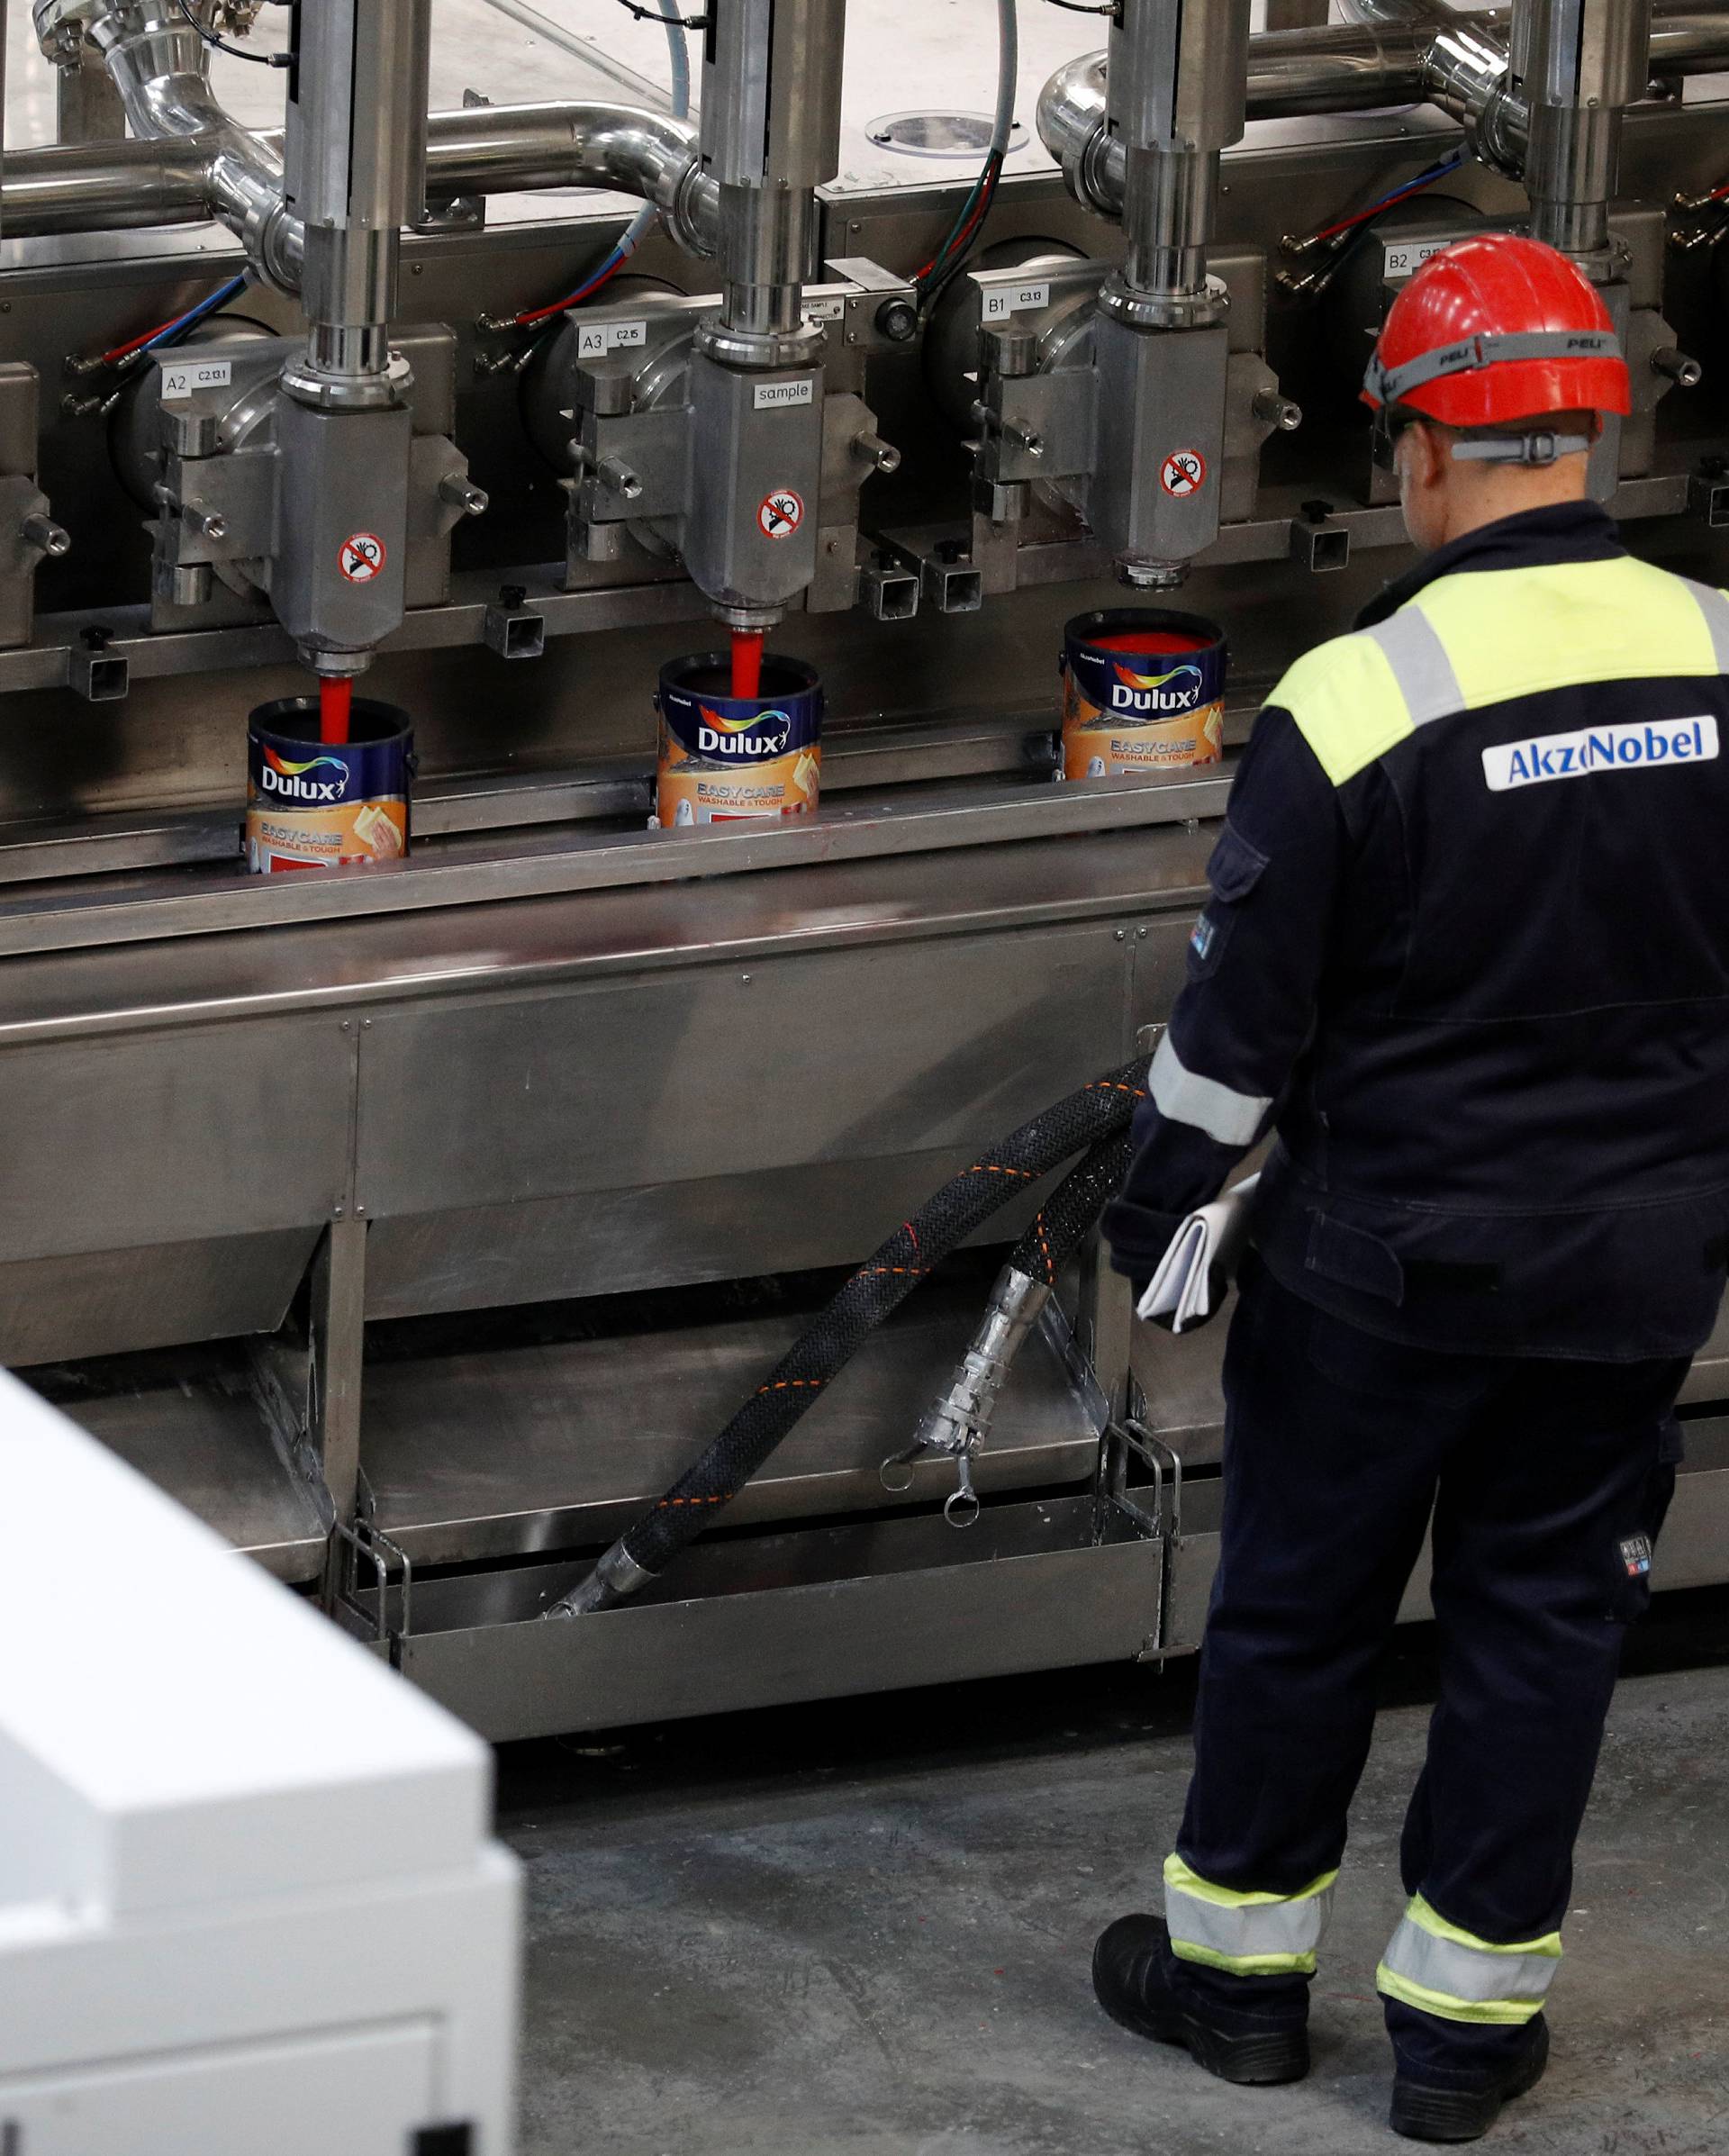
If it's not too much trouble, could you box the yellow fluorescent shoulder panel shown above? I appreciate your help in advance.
[1272,631,1414,788]
[1417,557,1720,708]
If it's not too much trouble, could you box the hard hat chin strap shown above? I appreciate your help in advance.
[1451,430,1595,467]
[1362,326,1622,409]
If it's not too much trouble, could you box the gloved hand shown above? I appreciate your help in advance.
[1102,1197,1185,1294]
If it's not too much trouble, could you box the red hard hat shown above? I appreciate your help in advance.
[1362,231,1630,426]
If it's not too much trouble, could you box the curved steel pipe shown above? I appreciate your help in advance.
[1046,0,1729,227]
[0,101,714,261]
[27,0,712,273]
[61,1,302,283]
[9,5,1728,251]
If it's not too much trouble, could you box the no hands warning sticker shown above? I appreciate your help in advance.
[339,531,387,584]
[757,488,804,540]
[1160,450,1207,498]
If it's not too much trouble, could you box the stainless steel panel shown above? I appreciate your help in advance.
[0,1016,355,1261]
[354,919,1141,1219]
[364,1160,1046,1316]
[0,1228,317,1365]
[393,1501,1163,1740]
[51,1384,326,1583]
[362,1272,1105,1565]
[0,826,1214,1045]
[0,767,1235,959]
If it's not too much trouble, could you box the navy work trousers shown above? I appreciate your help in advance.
[1171,1258,1686,2079]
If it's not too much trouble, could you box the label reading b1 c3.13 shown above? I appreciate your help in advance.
[982,282,1050,322]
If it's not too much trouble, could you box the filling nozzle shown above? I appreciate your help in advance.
[1508,0,1649,276]
[678,0,846,620]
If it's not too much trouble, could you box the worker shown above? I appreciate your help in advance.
[1094,231,1729,2143]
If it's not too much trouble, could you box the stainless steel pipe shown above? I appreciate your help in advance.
[0,102,718,262]
[11,5,1729,255]
[1511,0,1652,263]
[1043,0,1729,222]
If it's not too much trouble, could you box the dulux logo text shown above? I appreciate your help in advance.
[1482,715,1718,793]
[260,747,351,802]
[696,703,791,756]
[1109,661,1204,716]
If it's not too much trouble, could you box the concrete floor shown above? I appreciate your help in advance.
[495,1591,1729,2156]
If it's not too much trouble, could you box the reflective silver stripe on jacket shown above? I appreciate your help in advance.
[1379,1907,1560,2020]
[1676,575,1729,675]
[1150,1033,1271,1149]
[1166,1878,1336,1970]
[1361,606,1463,728]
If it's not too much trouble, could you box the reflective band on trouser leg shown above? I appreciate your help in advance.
[1376,1896,1562,2025]
[1148,1034,1272,1149]
[1163,1853,1339,1977]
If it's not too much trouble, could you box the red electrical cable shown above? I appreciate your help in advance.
[915,156,1003,285]
[512,250,629,331]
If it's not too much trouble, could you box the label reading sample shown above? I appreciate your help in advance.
[338,531,387,584]
[575,319,647,358]
[1482,716,1719,792]
[803,294,847,323]
[753,379,816,410]
[160,358,233,400]
[982,282,1050,322]
[757,488,804,539]
[1382,237,1452,281]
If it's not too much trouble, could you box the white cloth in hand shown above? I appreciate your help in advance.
[1136,1173,1263,1334]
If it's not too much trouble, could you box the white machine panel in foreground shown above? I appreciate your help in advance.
[0,1372,521,2156]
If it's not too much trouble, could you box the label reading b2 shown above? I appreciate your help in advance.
[1382,237,1452,281]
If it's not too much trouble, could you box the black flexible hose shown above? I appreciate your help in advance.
[551,1057,1148,1613]
[1009,1128,1136,1286]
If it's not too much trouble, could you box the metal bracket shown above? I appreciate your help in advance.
[330,1515,415,1662]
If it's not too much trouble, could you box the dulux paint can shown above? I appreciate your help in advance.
[654,653,824,827]
[245,697,412,874]
[1058,608,1227,780]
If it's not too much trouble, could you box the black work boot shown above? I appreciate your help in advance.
[1390,2016,1551,2142]
[1091,1914,1310,2086]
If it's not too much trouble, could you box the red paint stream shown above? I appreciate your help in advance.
[319,675,352,746]
[729,630,764,701]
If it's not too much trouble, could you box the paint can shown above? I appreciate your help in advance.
[654,653,823,827]
[245,696,412,874]
[1058,608,1227,780]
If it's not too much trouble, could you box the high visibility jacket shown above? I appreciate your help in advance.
[1104,501,1729,1358]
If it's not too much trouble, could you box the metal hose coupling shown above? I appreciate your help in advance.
[881,1265,1053,1526]
[543,1537,656,1618]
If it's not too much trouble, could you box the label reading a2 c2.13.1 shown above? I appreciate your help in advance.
[159,358,233,401]
[982,282,1050,322]
[1382,238,1452,282]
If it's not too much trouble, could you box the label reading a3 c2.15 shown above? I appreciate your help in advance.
[753,379,816,411]
[1382,237,1451,281]
[575,319,647,358]
[159,358,233,401]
